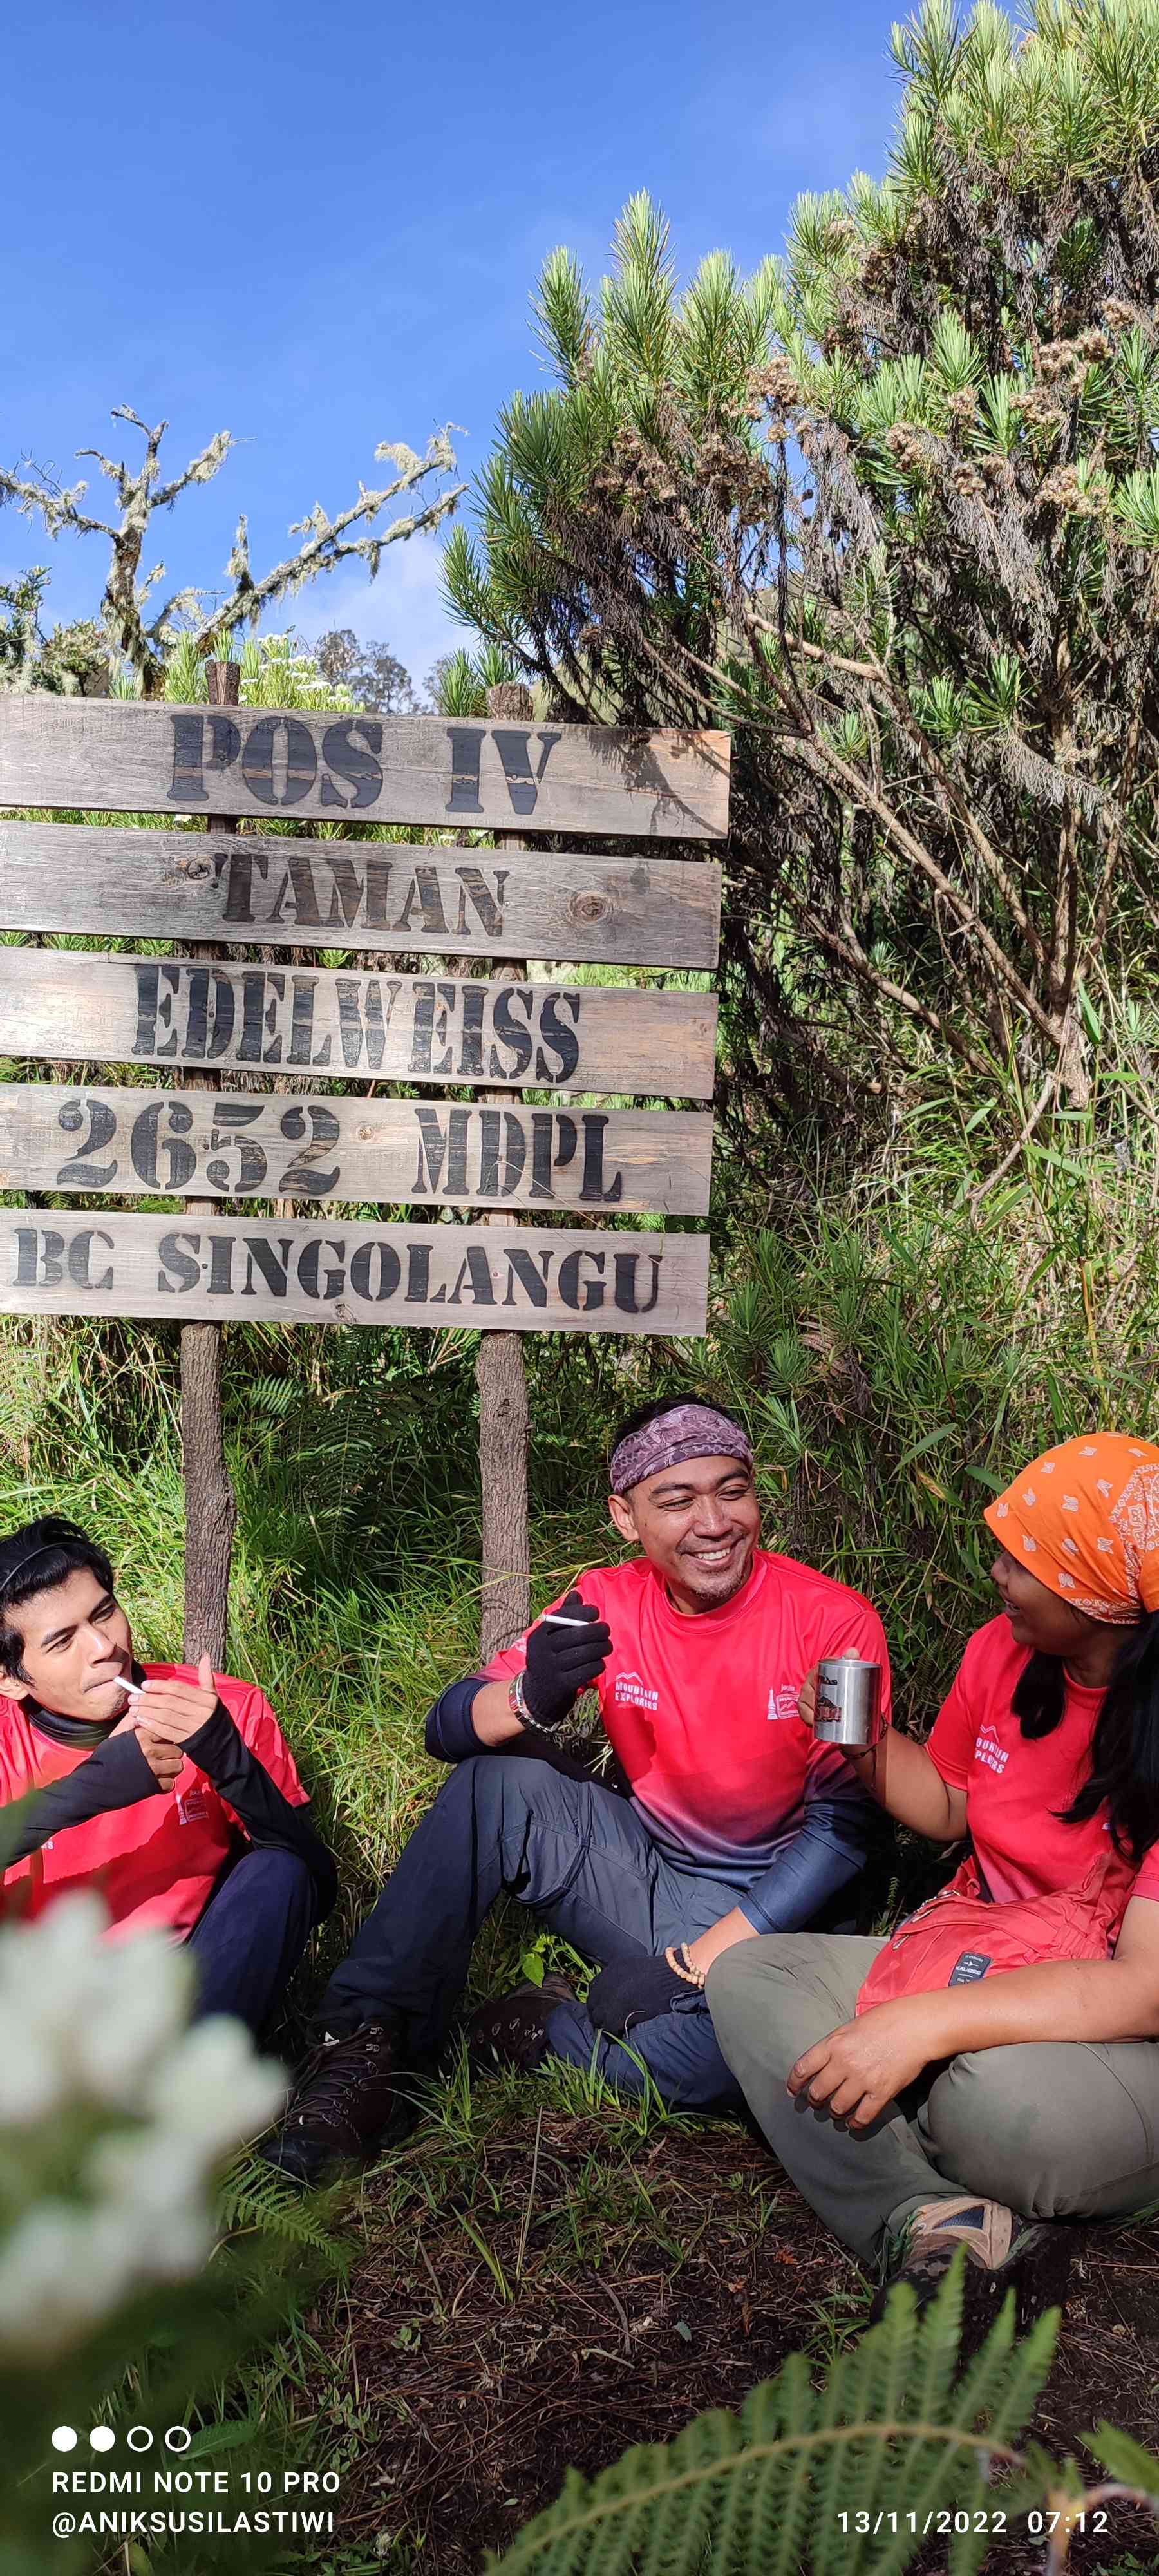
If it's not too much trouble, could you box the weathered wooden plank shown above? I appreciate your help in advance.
[0,950,717,1099]
[0,819,722,966]
[0,701,730,839]
[0,1210,710,1336]
[0,1085,714,1215]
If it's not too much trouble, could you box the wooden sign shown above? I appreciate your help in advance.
[0,1085,714,1215]
[0,701,730,838]
[0,1211,710,1336]
[0,949,717,1099]
[0,822,721,969]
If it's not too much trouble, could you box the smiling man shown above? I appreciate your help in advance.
[265,1397,889,2185]
[0,1517,335,2034]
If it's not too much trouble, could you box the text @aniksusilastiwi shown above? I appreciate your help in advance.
[0,1215,711,1338]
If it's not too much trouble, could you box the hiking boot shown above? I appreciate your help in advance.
[259,2014,412,2186]
[869,2194,1061,2342]
[467,1975,576,2075]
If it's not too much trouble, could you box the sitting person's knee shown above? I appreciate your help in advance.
[705,1938,786,2039]
[239,1843,311,1886]
[923,2052,1069,2216]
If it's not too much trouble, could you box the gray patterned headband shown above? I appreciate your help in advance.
[609,1405,753,1497]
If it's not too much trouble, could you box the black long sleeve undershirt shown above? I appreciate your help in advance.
[1,1728,162,1867]
[181,1705,337,1917]
[3,1702,337,1920]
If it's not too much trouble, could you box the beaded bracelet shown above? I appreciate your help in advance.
[664,1941,706,1990]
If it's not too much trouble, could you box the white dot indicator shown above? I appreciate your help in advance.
[52,2427,78,2452]
[90,2427,115,2453]
[127,2427,154,2452]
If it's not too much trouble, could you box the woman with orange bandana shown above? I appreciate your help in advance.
[706,1433,1159,2321]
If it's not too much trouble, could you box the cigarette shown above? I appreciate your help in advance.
[540,1613,594,1629]
[118,1676,144,1698]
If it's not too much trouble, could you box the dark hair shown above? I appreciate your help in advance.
[0,1519,115,1682]
[1012,1611,1159,1864]
[607,1392,747,1472]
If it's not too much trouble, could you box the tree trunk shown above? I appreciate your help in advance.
[180,658,238,1666]
[476,681,534,1660]
[180,1316,236,1664]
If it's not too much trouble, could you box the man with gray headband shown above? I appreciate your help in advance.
[266,1396,889,2186]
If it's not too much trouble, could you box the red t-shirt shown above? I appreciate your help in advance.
[927,1616,1159,1905]
[0,1666,306,1941]
[484,1549,890,1873]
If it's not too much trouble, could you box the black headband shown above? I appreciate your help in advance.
[0,1543,70,1603]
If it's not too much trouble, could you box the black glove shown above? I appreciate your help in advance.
[521,1590,612,1727]
[587,1952,699,2035]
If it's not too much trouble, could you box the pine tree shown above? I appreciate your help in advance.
[444,1,1159,1151]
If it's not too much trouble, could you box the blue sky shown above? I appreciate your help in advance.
[1,0,903,690]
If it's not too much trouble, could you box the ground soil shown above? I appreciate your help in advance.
[312,2108,1159,2575]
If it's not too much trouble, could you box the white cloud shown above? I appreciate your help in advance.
[293,529,463,696]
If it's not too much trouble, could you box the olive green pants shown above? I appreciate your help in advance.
[706,1933,1159,2266]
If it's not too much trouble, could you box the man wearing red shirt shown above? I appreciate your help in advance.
[267,1397,889,2184]
[0,1518,335,2034]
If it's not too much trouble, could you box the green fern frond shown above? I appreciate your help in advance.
[216,2150,348,2261]
[491,2261,1060,2576]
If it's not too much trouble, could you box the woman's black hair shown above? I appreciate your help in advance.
[0,1519,115,1682]
[1012,1610,1159,1864]
[607,1392,745,1473]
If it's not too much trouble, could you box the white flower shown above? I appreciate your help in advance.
[0,1892,109,2030]
[146,2017,286,2163]
[0,2204,136,2364]
[0,1905,288,2365]
[0,1900,194,2119]
[85,2130,214,2276]
[0,2000,68,2126]
[69,1933,193,2108]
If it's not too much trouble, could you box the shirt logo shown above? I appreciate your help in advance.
[973,1723,1008,1777]
[767,1686,800,1721]
[614,1670,659,1713]
[176,1785,209,1824]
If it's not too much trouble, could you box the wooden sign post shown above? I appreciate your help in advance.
[179,658,238,1669]
[0,697,729,1663]
[478,679,534,1660]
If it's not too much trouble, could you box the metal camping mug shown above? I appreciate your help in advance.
[814,1657,883,1749]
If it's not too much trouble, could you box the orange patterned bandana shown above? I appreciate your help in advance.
[984,1433,1159,1624]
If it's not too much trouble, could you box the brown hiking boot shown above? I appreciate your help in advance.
[870,2195,1062,2344]
[467,1975,576,2075]
[259,2015,412,2186]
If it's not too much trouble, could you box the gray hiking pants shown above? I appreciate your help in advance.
[706,1932,1159,2264]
